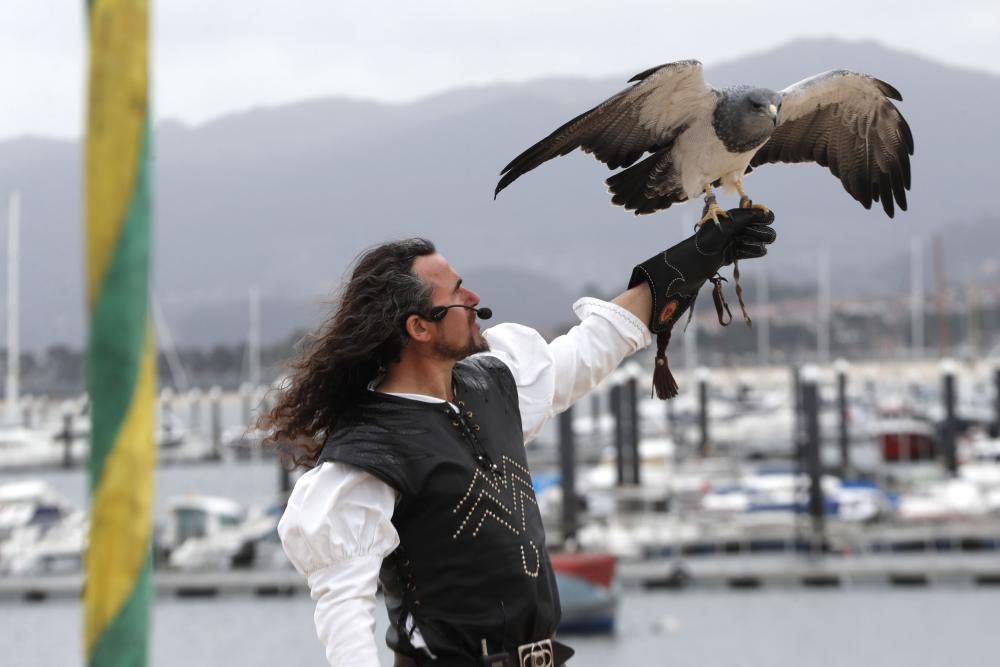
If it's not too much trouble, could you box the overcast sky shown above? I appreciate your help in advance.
[2,0,998,140]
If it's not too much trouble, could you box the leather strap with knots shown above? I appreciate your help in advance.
[709,274,732,326]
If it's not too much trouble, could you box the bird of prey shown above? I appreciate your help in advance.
[494,60,913,226]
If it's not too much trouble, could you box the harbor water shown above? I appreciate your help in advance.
[3,588,999,666]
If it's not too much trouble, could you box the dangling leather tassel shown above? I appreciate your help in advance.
[652,330,679,399]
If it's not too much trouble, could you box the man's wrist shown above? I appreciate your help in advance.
[610,284,653,328]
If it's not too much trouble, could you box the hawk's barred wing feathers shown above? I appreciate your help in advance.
[494,60,715,197]
[750,70,914,217]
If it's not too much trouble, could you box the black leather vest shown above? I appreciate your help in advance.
[319,356,560,665]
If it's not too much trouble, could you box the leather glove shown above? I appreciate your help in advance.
[627,208,776,398]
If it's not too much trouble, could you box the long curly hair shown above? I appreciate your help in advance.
[260,238,436,467]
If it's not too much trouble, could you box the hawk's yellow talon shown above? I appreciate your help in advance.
[738,194,770,216]
[698,202,729,228]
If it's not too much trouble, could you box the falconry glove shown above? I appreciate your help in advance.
[628,207,776,399]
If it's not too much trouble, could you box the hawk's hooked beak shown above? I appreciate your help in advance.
[768,103,778,124]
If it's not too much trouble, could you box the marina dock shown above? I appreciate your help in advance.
[622,553,1000,589]
[5,552,1000,603]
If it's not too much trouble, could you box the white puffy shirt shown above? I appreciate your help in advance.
[277,297,651,666]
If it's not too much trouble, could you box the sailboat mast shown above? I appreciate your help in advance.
[910,236,924,358]
[5,191,19,425]
[933,236,950,357]
[817,250,831,364]
[248,286,261,388]
[756,257,770,366]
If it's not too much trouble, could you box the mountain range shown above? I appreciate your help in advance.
[2,37,999,350]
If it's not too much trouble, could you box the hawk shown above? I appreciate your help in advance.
[494,60,913,226]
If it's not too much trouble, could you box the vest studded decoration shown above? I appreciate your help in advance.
[320,356,560,664]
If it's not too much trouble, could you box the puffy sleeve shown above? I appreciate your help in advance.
[483,296,651,443]
[278,461,400,667]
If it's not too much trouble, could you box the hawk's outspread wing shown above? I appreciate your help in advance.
[750,70,914,217]
[494,60,716,197]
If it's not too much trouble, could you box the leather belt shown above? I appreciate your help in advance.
[393,638,574,666]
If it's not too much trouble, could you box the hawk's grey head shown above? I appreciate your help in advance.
[712,86,782,154]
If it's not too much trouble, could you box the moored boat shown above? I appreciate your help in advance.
[549,550,617,634]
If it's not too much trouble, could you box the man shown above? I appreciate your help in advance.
[265,209,776,666]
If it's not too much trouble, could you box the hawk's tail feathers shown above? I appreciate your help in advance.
[605,148,686,215]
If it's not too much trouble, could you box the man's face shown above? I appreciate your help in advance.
[411,253,489,360]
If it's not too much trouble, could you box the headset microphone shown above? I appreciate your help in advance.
[426,304,493,321]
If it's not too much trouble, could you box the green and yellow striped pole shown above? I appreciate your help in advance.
[84,0,156,665]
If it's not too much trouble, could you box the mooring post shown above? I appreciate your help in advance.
[696,367,709,457]
[801,365,825,553]
[57,406,75,469]
[558,403,578,546]
[834,359,851,478]
[626,368,641,486]
[941,360,959,476]
[209,386,223,461]
[611,381,625,486]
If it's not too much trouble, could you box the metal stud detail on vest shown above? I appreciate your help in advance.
[452,455,541,577]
